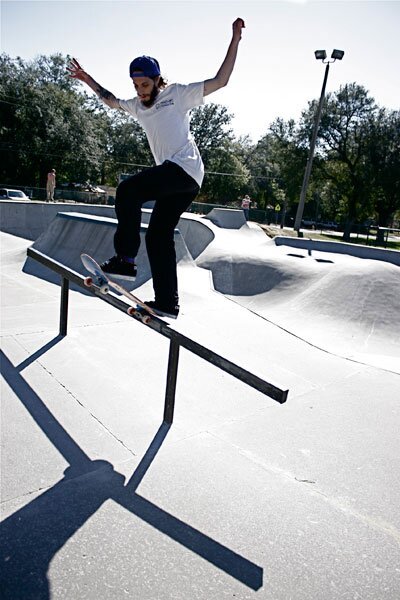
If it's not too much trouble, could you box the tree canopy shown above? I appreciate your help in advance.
[1,52,399,229]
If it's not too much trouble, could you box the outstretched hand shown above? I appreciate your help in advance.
[232,17,245,40]
[67,58,88,82]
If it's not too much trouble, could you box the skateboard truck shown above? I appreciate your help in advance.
[83,275,109,294]
[81,254,158,324]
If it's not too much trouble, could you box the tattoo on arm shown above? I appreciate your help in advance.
[95,85,115,101]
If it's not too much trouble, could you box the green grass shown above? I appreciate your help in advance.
[319,233,400,251]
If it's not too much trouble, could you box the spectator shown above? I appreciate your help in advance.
[46,169,56,201]
[241,194,251,220]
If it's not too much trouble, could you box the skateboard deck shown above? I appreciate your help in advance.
[81,253,156,323]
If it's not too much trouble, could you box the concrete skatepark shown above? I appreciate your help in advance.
[1,201,400,599]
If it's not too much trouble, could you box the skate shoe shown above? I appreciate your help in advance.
[144,300,179,319]
[100,255,137,281]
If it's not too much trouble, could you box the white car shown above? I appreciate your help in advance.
[0,188,30,201]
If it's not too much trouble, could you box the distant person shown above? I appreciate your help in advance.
[241,194,251,220]
[46,169,56,201]
[68,18,245,318]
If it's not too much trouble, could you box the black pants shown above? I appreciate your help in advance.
[114,160,200,306]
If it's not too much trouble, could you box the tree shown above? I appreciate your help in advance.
[190,103,234,166]
[301,83,379,239]
[0,53,108,186]
[190,103,250,203]
[239,120,306,218]
[201,145,250,203]
[3,50,396,222]
[267,119,307,213]
[241,133,275,208]
[100,107,153,185]
[365,109,400,228]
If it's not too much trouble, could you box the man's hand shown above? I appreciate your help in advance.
[67,58,88,83]
[232,18,245,40]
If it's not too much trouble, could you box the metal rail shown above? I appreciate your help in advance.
[27,247,289,423]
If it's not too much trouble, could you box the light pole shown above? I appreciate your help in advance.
[294,49,344,235]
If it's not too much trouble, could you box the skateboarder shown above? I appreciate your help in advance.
[68,18,245,318]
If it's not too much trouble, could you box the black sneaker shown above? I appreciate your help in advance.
[100,255,137,281]
[144,300,179,319]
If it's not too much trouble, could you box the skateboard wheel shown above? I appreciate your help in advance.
[127,306,151,323]
[84,276,93,287]
[99,284,109,294]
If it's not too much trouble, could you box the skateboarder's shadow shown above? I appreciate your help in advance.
[0,349,263,599]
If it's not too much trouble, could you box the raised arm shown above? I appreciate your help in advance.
[67,58,120,109]
[203,18,245,97]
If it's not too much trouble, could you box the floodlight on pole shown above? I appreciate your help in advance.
[331,49,345,60]
[314,50,327,60]
[294,49,344,234]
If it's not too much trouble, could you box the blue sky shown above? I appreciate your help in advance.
[2,0,399,141]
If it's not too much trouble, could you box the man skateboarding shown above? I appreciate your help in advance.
[68,18,245,318]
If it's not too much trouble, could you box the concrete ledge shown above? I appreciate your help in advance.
[205,208,247,229]
[274,236,400,266]
[0,200,116,241]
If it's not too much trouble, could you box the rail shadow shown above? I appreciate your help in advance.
[0,349,263,598]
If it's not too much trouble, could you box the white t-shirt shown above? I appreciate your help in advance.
[119,82,205,187]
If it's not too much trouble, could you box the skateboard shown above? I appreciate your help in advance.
[81,253,156,324]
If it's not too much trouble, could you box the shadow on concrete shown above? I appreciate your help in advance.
[16,335,65,371]
[0,348,263,598]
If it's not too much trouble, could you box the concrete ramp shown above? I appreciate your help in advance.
[205,208,247,229]
[195,226,400,372]
[228,254,400,370]
[141,209,215,259]
[17,206,400,370]
[23,212,194,290]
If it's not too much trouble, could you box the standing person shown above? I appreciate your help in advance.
[241,194,251,220]
[68,18,245,318]
[46,169,56,201]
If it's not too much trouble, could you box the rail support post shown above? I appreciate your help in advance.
[163,338,180,424]
[59,276,69,336]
